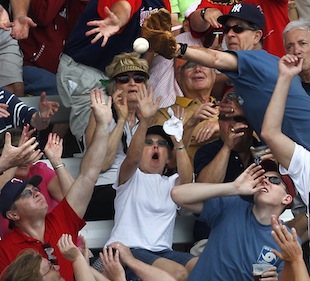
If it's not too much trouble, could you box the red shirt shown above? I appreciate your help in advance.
[0,199,85,281]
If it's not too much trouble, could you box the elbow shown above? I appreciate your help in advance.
[171,186,184,206]
[260,126,273,146]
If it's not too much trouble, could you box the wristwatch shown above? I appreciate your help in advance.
[200,8,207,21]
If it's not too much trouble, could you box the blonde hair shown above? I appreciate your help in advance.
[105,52,149,94]
[0,249,42,281]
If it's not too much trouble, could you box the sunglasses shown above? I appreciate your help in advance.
[265,176,288,192]
[145,139,168,148]
[114,73,147,84]
[223,24,256,34]
[18,186,40,199]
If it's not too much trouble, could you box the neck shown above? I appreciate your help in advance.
[184,90,211,103]
[252,205,283,225]
[16,217,46,242]
[300,69,310,83]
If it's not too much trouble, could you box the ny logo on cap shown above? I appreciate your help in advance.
[231,4,242,13]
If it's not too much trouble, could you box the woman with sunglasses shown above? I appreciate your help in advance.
[84,52,150,222]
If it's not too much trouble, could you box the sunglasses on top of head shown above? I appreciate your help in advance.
[114,73,147,84]
[223,24,256,34]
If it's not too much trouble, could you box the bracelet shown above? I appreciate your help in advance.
[176,43,188,58]
[200,8,207,21]
[54,163,65,170]
[174,146,185,150]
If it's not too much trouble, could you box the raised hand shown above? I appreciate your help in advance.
[39,92,60,119]
[203,8,223,29]
[233,163,265,195]
[278,54,303,79]
[196,121,219,143]
[113,89,128,121]
[44,133,63,162]
[135,85,161,120]
[57,234,81,263]
[86,6,121,47]
[19,124,36,146]
[90,88,112,126]
[0,132,42,172]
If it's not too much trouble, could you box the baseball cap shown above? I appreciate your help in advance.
[146,125,173,150]
[218,3,265,31]
[0,175,42,219]
[260,159,295,199]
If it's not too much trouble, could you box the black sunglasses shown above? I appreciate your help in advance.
[145,139,168,148]
[223,24,256,34]
[114,74,147,84]
[218,115,247,123]
[265,176,288,193]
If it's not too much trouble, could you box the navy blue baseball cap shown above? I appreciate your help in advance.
[218,3,265,31]
[0,175,42,219]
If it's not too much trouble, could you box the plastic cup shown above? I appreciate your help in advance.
[252,263,273,281]
[250,145,268,165]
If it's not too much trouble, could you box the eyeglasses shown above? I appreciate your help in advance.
[265,176,288,192]
[223,24,256,34]
[145,139,168,148]
[42,261,56,277]
[180,61,205,70]
[114,73,147,84]
[17,186,40,199]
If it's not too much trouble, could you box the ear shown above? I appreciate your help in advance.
[253,30,263,46]
[6,210,20,222]
[282,194,293,207]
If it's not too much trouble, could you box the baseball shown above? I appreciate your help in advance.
[133,37,149,54]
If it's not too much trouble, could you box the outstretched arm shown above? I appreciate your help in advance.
[118,85,160,185]
[171,163,265,214]
[86,2,132,47]
[261,55,303,170]
[66,89,112,218]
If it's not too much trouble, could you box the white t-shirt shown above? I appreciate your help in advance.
[279,142,310,206]
[105,168,179,251]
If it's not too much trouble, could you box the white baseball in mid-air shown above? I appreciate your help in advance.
[133,37,149,54]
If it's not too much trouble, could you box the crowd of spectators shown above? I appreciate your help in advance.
[0,0,309,281]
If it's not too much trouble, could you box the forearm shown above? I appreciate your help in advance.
[118,119,149,184]
[175,141,193,184]
[0,167,17,189]
[109,1,132,28]
[279,258,309,281]
[127,258,176,281]
[72,256,97,281]
[197,146,230,183]
[10,0,30,19]
[101,118,126,171]
[189,9,210,33]
[172,181,237,207]
[261,74,292,138]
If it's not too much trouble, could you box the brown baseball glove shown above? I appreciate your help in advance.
[141,8,177,59]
